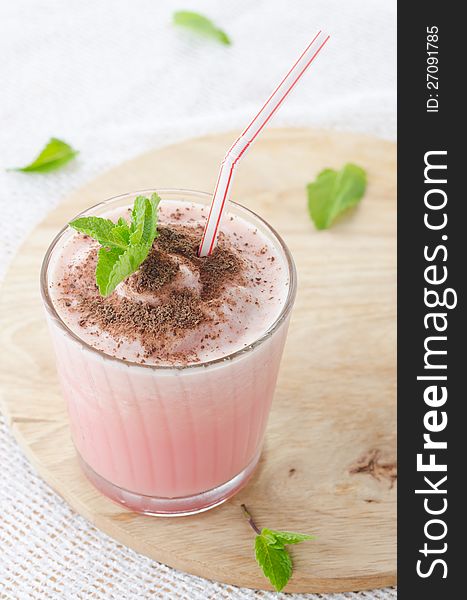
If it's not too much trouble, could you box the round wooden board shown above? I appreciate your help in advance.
[0,128,396,593]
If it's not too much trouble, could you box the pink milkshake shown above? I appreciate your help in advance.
[41,189,296,515]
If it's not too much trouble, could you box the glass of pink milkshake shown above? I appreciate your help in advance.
[41,189,296,515]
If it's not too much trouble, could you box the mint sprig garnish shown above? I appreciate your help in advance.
[8,137,78,173]
[173,11,231,45]
[69,193,160,297]
[307,163,367,230]
[241,504,314,592]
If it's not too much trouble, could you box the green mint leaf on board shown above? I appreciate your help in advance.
[261,528,314,548]
[69,193,160,297]
[255,535,292,592]
[307,163,367,230]
[173,11,231,45]
[241,505,314,592]
[8,138,78,173]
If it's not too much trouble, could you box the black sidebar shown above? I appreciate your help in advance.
[398,3,463,598]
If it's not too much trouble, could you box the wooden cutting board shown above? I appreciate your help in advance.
[0,128,396,593]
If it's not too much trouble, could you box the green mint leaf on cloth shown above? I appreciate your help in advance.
[69,193,160,297]
[307,163,367,230]
[241,505,314,592]
[173,11,231,45]
[9,138,78,172]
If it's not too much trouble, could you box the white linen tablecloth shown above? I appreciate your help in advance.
[0,1,396,598]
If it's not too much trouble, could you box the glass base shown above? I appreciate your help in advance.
[78,450,261,516]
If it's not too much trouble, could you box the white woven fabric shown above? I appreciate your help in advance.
[0,0,396,598]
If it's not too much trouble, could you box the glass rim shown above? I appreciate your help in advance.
[40,188,297,371]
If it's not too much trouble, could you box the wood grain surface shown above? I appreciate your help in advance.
[0,128,396,593]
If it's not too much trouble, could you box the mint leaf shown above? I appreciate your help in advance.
[173,11,231,45]
[307,163,367,230]
[95,247,125,295]
[129,194,159,246]
[70,193,161,297]
[109,224,131,247]
[241,505,314,592]
[96,244,149,297]
[140,195,159,245]
[262,528,315,548]
[255,535,292,592]
[9,137,78,172]
[129,196,148,244]
[69,216,127,249]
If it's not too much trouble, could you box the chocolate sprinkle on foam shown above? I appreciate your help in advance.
[130,250,180,292]
[81,289,205,338]
[60,224,246,363]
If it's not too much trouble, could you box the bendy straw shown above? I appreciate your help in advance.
[199,30,330,256]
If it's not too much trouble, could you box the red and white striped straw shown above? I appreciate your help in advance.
[199,30,330,256]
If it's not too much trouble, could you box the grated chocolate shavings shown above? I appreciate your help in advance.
[156,226,199,258]
[198,247,242,300]
[81,288,206,334]
[129,250,179,292]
